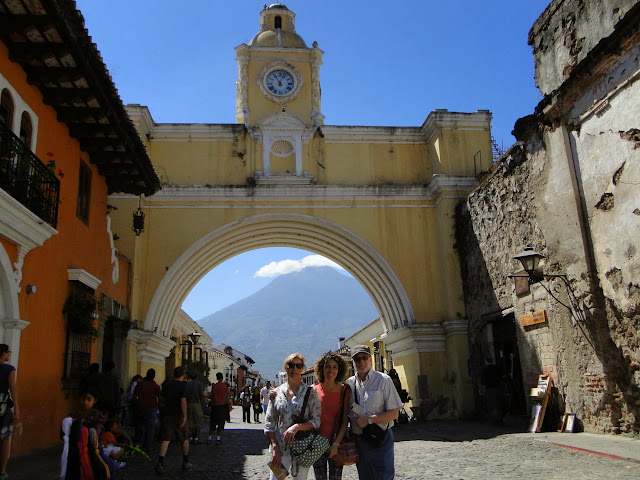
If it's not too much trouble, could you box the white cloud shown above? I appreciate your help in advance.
[234,269,240,275]
[254,255,344,278]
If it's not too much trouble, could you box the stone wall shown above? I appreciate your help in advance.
[458,0,640,434]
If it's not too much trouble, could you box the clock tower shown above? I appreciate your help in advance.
[235,3,323,179]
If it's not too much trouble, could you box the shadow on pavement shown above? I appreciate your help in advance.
[392,419,528,443]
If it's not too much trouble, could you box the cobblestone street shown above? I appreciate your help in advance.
[8,407,640,480]
[14,408,638,480]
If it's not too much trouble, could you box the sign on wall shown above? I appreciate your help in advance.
[521,310,548,327]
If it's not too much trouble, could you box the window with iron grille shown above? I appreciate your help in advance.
[62,283,97,381]
[76,160,92,225]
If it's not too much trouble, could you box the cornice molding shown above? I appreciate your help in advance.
[149,123,242,140]
[0,189,58,250]
[67,269,102,291]
[125,104,156,139]
[442,318,469,336]
[321,125,424,144]
[128,330,176,365]
[2,319,30,331]
[142,174,475,205]
[421,110,492,143]
[384,323,447,358]
[0,189,57,291]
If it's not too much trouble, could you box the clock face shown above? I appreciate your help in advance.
[265,70,295,96]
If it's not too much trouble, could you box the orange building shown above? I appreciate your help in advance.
[0,1,159,454]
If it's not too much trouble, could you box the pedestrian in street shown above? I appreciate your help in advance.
[265,353,321,480]
[185,371,205,443]
[0,344,19,480]
[345,345,402,480]
[97,360,120,417]
[260,381,272,414]
[125,374,142,427]
[313,351,351,480]
[133,368,161,454]
[240,385,252,423]
[252,386,262,422]
[155,366,192,474]
[208,372,230,445]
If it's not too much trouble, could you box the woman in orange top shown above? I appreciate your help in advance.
[312,351,351,480]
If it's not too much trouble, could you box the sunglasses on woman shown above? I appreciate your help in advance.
[287,362,304,369]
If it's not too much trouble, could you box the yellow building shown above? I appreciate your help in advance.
[111,3,492,418]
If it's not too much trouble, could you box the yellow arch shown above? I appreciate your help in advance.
[144,213,415,336]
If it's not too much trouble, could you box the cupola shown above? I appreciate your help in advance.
[248,3,307,48]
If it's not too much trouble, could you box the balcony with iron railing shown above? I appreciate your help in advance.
[0,123,60,228]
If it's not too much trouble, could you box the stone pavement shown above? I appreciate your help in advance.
[8,408,640,479]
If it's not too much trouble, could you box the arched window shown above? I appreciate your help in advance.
[0,89,14,129]
[274,16,282,29]
[19,111,32,149]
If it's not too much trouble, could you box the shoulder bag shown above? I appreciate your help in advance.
[354,383,388,447]
[288,386,330,468]
[332,385,359,466]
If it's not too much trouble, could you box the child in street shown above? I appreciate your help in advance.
[102,419,127,467]
[60,387,122,480]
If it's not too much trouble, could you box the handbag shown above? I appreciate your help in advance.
[332,386,358,466]
[289,431,330,468]
[334,440,358,466]
[287,386,329,468]
[354,385,388,447]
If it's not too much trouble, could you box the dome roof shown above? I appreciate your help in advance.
[249,30,307,48]
[266,3,289,10]
[248,3,308,49]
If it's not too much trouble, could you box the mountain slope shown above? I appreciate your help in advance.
[197,267,378,380]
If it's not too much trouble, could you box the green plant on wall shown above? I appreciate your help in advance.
[63,292,99,341]
[183,359,211,388]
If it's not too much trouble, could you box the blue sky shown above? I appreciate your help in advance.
[74,1,551,319]
[181,249,348,319]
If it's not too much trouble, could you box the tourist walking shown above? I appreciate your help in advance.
[345,345,402,480]
[0,344,19,480]
[185,371,205,443]
[133,368,161,454]
[312,351,351,480]
[265,353,321,480]
[155,366,192,474]
[260,381,271,414]
[208,372,230,445]
[240,386,252,423]
[252,386,262,422]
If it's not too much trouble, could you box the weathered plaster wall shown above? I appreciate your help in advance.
[530,0,638,94]
[458,0,640,433]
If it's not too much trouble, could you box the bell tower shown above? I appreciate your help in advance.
[235,4,323,180]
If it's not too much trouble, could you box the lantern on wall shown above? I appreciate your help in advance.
[132,195,145,236]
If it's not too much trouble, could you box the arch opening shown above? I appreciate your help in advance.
[144,214,414,340]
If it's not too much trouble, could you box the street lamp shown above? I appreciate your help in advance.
[509,245,566,285]
[188,331,202,345]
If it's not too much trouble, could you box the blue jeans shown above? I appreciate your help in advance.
[137,407,157,454]
[355,428,394,480]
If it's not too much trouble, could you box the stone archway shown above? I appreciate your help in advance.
[144,213,414,341]
[0,243,28,370]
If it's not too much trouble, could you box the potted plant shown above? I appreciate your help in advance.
[63,293,99,340]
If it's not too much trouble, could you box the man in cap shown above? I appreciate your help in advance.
[345,345,402,480]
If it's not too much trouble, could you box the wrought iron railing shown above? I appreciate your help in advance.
[0,123,60,227]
